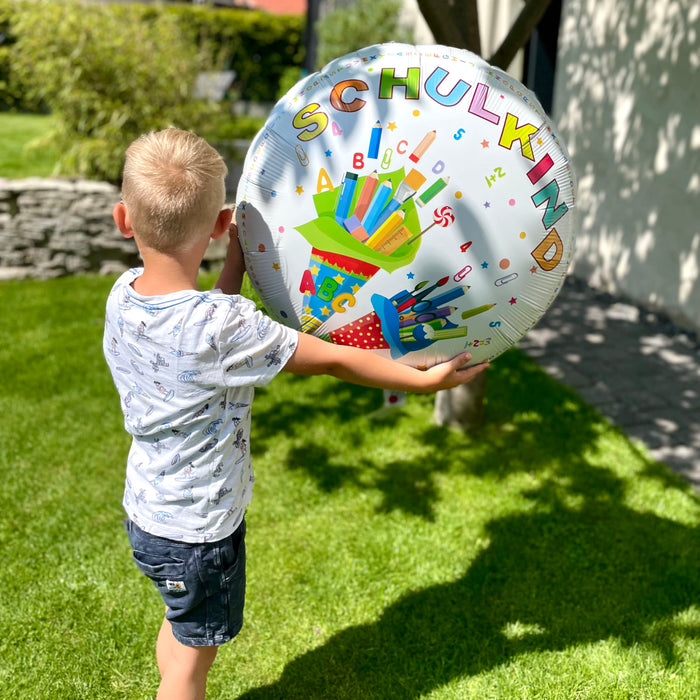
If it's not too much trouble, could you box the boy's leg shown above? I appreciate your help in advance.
[156,614,218,700]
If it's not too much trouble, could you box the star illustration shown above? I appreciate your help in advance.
[295,185,304,195]
[481,139,489,148]
[303,305,312,314]
[387,122,398,131]
[310,264,320,276]
[271,191,277,197]
[407,271,415,279]
[272,262,280,271]
[509,297,517,305]
[481,261,489,269]
[333,273,345,285]
[530,266,538,274]
[320,306,331,317]
[351,283,362,294]
[483,201,491,208]
[537,137,543,146]
[325,149,332,157]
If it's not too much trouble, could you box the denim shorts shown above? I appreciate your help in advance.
[124,518,246,647]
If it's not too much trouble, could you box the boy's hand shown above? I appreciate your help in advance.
[419,352,489,393]
[215,221,246,294]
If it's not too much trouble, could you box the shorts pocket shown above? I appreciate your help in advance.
[220,521,246,583]
[132,549,186,580]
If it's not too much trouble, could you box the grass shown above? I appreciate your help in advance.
[0,112,59,178]
[1,274,700,699]
[0,110,262,181]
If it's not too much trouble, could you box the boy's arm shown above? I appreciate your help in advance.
[283,331,489,394]
[215,223,245,295]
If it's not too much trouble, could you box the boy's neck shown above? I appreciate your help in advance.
[133,248,202,296]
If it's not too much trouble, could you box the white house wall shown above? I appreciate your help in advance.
[553,0,700,332]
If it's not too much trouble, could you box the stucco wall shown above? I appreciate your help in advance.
[552,0,700,332]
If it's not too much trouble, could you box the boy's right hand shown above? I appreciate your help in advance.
[418,352,489,392]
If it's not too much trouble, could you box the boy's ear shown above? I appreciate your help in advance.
[211,208,234,240]
[113,202,134,239]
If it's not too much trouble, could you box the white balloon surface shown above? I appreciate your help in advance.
[236,43,576,367]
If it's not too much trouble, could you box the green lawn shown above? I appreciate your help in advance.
[0,112,59,178]
[1,274,699,699]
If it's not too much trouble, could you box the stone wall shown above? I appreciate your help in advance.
[0,177,230,281]
[0,177,132,280]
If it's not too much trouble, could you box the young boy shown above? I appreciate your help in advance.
[103,128,488,700]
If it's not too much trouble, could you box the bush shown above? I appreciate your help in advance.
[11,0,216,182]
[2,0,305,181]
[315,0,413,69]
[160,3,305,103]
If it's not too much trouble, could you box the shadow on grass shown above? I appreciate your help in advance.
[240,350,700,698]
[238,498,700,700]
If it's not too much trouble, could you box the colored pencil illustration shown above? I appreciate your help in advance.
[352,171,378,220]
[461,303,496,319]
[366,211,405,250]
[409,130,436,163]
[371,196,402,232]
[416,176,449,207]
[368,120,382,158]
[361,181,393,233]
[334,172,358,223]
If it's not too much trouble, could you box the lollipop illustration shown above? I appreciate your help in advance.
[407,206,456,245]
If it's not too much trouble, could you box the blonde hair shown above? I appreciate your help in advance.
[121,129,228,252]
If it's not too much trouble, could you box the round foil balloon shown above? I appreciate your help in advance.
[236,43,576,367]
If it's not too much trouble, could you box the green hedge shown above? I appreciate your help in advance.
[0,1,304,110]
[0,0,304,181]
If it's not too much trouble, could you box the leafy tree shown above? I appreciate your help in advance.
[314,0,413,69]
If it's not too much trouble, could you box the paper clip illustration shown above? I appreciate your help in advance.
[454,265,472,282]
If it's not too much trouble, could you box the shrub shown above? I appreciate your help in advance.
[315,0,413,69]
[160,3,305,103]
[3,0,305,181]
[11,0,216,182]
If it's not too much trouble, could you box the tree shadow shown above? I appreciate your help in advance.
[237,348,700,698]
[237,495,700,699]
[252,349,622,522]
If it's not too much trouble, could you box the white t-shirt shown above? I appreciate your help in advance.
[103,268,297,542]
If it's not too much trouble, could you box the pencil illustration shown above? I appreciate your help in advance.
[409,130,436,163]
[334,172,358,223]
[352,170,378,220]
[416,176,449,207]
[368,120,382,158]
